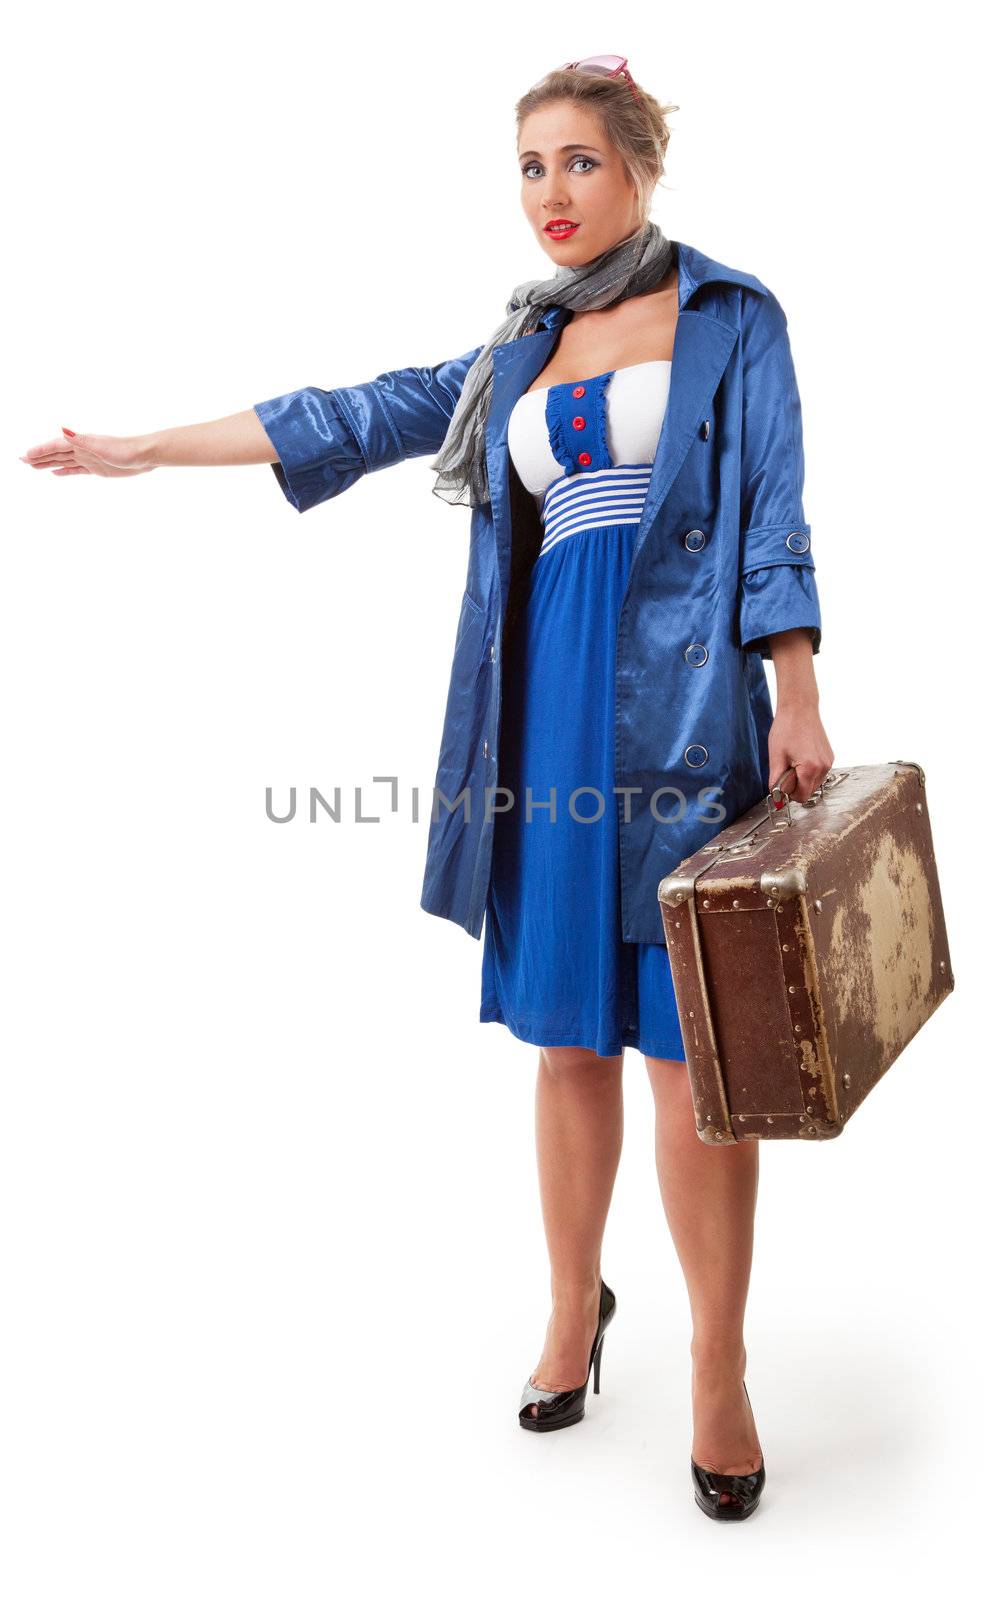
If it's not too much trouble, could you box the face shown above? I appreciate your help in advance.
[518,100,643,267]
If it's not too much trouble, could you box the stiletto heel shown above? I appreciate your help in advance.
[518,1279,616,1432]
[691,1380,766,1521]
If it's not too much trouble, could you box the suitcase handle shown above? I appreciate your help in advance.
[766,763,837,829]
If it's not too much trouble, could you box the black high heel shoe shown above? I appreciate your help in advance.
[691,1380,766,1521]
[518,1279,616,1432]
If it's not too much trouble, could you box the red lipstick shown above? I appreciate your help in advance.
[543,220,580,240]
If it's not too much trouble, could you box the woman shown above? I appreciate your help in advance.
[21,58,834,1520]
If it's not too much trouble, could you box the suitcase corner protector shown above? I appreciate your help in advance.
[658,872,695,906]
[759,865,808,899]
[891,757,927,785]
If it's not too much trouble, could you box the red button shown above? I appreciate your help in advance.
[572,415,586,430]
[572,384,585,398]
[578,451,592,466]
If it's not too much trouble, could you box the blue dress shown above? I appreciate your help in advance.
[479,365,687,1063]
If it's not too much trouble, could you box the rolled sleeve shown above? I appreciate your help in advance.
[253,344,483,515]
[737,289,822,658]
[740,561,822,659]
[253,389,367,514]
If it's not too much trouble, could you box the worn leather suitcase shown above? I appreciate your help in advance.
[657,761,954,1142]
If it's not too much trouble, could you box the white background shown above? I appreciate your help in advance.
[3,2,979,1592]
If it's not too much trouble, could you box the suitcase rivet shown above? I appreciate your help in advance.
[766,898,774,907]
[702,899,710,908]
[814,899,822,911]
[732,898,741,908]
[782,943,790,952]
[766,1116,774,1125]
[688,1010,695,1018]
[788,984,796,994]
[794,1023,802,1033]
[939,961,946,971]
[714,1131,723,1140]
[916,802,923,812]
[799,1114,807,1122]
[738,1114,746,1121]
[842,1073,851,1088]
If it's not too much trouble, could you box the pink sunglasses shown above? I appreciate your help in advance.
[558,54,642,104]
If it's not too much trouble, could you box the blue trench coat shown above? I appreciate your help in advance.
[254,240,822,946]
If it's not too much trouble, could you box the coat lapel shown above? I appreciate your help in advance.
[627,309,738,581]
[486,326,564,608]
[487,326,564,452]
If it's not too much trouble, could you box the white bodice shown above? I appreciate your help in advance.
[507,359,672,506]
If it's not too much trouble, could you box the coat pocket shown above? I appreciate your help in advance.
[449,588,489,699]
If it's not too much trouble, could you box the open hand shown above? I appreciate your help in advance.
[19,429,155,479]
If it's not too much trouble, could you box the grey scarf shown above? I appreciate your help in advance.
[430,219,675,508]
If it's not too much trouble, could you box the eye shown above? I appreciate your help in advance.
[521,155,598,180]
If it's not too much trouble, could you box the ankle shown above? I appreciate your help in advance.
[549,1273,602,1307]
[690,1336,747,1376]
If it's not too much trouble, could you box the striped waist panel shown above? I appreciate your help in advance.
[539,463,654,558]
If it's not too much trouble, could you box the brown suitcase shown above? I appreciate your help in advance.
[657,761,954,1143]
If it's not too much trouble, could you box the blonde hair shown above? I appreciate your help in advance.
[515,69,678,229]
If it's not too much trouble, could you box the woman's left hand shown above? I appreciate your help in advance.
[768,699,835,804]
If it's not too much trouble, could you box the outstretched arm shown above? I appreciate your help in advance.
[19,409,278,477]
[19,346,483,499]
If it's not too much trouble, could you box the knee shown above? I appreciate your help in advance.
[539,1044,623,1082]
[646,1053,698,1115]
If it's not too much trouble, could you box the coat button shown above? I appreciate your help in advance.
[786,530,810,553]
[572,384,585,398]
[483,739,489,758]
[684,643,709,667]
[684,743,709,768]
[572,415,586,430]
[578,451,592,466]
[700,420,710,440]
[684,528,706,551]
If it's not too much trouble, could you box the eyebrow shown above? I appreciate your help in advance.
[518,144,604,162]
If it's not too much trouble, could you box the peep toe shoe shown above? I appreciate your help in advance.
[518,1279,616,1432]
[691,1380,766,1521]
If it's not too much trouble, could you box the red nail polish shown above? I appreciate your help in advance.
[62,427,76,436]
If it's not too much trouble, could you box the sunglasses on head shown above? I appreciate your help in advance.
[557,54,642,104]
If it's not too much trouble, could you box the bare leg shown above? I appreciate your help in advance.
[646,1056,763,1503]
[526,1045,624,1417]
